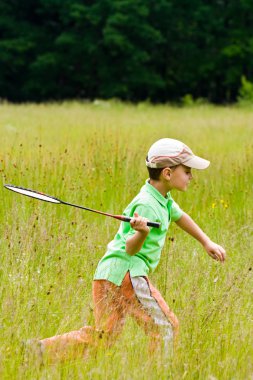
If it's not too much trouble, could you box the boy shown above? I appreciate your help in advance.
[40,138,226,359]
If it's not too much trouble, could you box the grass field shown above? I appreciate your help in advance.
[0,101,252,380]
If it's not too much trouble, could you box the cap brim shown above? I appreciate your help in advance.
[183,156,210,170]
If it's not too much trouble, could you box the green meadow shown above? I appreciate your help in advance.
[0,102,252,379]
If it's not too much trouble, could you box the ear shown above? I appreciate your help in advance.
[162,167,171,180]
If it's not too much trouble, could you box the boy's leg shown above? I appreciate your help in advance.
[40,326,97,361]
[145,278,179,341]
[40,279,126,360]
[128,276,179,353]
[92,279,126,345]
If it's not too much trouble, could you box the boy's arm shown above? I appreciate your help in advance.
[126,212,150,256]
[175,212,226,262]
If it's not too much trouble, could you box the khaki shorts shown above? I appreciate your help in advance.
[41,272,179,359]
[93,271,179,346]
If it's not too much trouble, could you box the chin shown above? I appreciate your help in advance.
[174,184,188,191]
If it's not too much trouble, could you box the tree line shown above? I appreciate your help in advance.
[1,0,253,103]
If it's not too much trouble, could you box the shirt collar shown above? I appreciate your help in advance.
[142,179,172,207]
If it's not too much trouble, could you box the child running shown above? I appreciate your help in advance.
[39,138,226,360]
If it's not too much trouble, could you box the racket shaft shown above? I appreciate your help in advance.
[62,203,160,228]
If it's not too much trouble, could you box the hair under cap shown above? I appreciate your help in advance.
[146,138,210,170]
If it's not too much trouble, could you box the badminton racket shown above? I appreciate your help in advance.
[4,184,161,228]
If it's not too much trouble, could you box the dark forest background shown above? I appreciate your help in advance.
[1,0,253,103]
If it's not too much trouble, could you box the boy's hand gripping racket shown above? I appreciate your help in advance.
[4,184,161,228]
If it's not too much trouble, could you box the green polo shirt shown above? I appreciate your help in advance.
[94,180,183,286]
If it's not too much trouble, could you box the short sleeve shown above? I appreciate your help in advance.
[132,204,157,220]
[170,200,183,222]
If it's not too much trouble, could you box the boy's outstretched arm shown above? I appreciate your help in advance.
[175,212,226,262]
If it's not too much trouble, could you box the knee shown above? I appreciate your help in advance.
[172,315,179,331]
[78,326,97,344]
[168,312,179,337]
[92,328,118,348]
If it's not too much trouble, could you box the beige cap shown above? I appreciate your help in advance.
[146,138,210,169]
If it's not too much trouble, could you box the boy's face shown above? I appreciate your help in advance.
[166,165,193,191]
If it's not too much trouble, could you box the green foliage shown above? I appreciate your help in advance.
[1,0,253,102]
[181,94,209,107]
[237,76,253,106]
[181,94,195,107]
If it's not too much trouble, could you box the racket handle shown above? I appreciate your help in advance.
[121,216,161,229]
[147,221,161,228]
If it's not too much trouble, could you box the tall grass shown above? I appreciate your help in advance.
[0,101,252,379]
